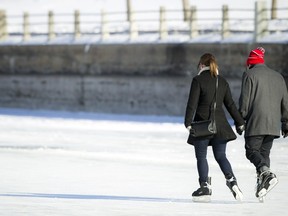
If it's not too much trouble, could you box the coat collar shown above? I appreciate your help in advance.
[198,66,210,75]
[198,66,219,75]
[248,63,265,69]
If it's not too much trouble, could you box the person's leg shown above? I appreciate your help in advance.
[192,139,212,202]
[245,136,278,198]
[211,139,233,176]
[260,135,274,168]
[245,135,268,172]
[211,139,243,201]
[194,139,210,183]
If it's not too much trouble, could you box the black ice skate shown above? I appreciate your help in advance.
[192,177,212,202]
[225,173,243,202]
[256,170,278,202]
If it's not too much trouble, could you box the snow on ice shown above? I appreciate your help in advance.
[0,108,287,215]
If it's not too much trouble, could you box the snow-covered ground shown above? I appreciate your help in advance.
[2,0,288,14]
[0,0,288,44]
[0,108,287,215]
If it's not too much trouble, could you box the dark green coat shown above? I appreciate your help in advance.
[184,70,244,144]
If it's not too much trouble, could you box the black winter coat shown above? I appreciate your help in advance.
[184,70,244,144]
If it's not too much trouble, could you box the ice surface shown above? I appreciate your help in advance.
[0,108,287,215]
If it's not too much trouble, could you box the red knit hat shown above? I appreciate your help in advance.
[246,47,265,66]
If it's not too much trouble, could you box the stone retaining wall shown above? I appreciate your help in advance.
[0,43,286,115]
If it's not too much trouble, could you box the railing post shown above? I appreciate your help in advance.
[182,0,190,22]
[254,1,268,42]
[271,0,277,19]
[129,8,138,40]
[189,6,198,39]
[101,10,109,40]
[48,11,55,41]
[0,10,8,41]
[221,5,230,39]
[127,0,131,22]
[23,12,30,41]
[74,10,81,39]
[159,6,167,39]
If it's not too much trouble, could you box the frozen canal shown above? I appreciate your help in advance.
[0,108,287,216]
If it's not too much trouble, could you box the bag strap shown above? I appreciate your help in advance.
[210,76,218,120]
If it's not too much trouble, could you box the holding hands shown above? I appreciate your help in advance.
[236,125,245,136]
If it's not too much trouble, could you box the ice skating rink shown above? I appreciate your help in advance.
[0,109,287,216]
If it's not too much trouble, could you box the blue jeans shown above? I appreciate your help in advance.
[194,138,234,183]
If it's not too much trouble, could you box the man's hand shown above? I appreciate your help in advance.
[282,122,288,138]
[236,125,245,135]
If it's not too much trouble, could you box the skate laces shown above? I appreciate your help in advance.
[255,170,274,192]
[227,176,236,183]
[259,170,270,178]
[255,175,261,192]
[201,182,212,190]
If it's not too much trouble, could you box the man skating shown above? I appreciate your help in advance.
[238,47,288,201]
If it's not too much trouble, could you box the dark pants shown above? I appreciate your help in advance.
[194,138,234,183]
[245,135,274,173]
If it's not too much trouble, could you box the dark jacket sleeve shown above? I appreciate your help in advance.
[184,78,200,128]
[239,72,252,120]
[223,81,245,127]
[281,78,288,123]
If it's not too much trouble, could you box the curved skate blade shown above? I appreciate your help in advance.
[258,188,267,200]
[192,195,211,203]
[258,177,279,202]
[259,196,265,203]
[266,178,278,193]
[232,185,244,202]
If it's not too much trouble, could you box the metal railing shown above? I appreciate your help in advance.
[0,2,287,43]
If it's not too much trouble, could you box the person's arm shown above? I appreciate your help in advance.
[184,78,200,128]
[281,78,288,137]
[239,72,252,120]
[223,81,245,134]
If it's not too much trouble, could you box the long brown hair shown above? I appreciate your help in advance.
[198,53,218,77]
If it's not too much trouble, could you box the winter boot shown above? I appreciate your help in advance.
[256,166,278,199]
[192,177,212,202]
[225,173,243,202]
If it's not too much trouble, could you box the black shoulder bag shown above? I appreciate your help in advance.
[187,77,218,142]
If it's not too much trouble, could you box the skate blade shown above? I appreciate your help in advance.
[192,195,211,203]
[258,188,267,199]
[259,196,265,203]
[258,177,279,199]
[232,185,244,202]
[266,177,278,193]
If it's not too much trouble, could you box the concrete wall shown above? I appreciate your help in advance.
[0,43,287,116]
[0,74,191,115]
